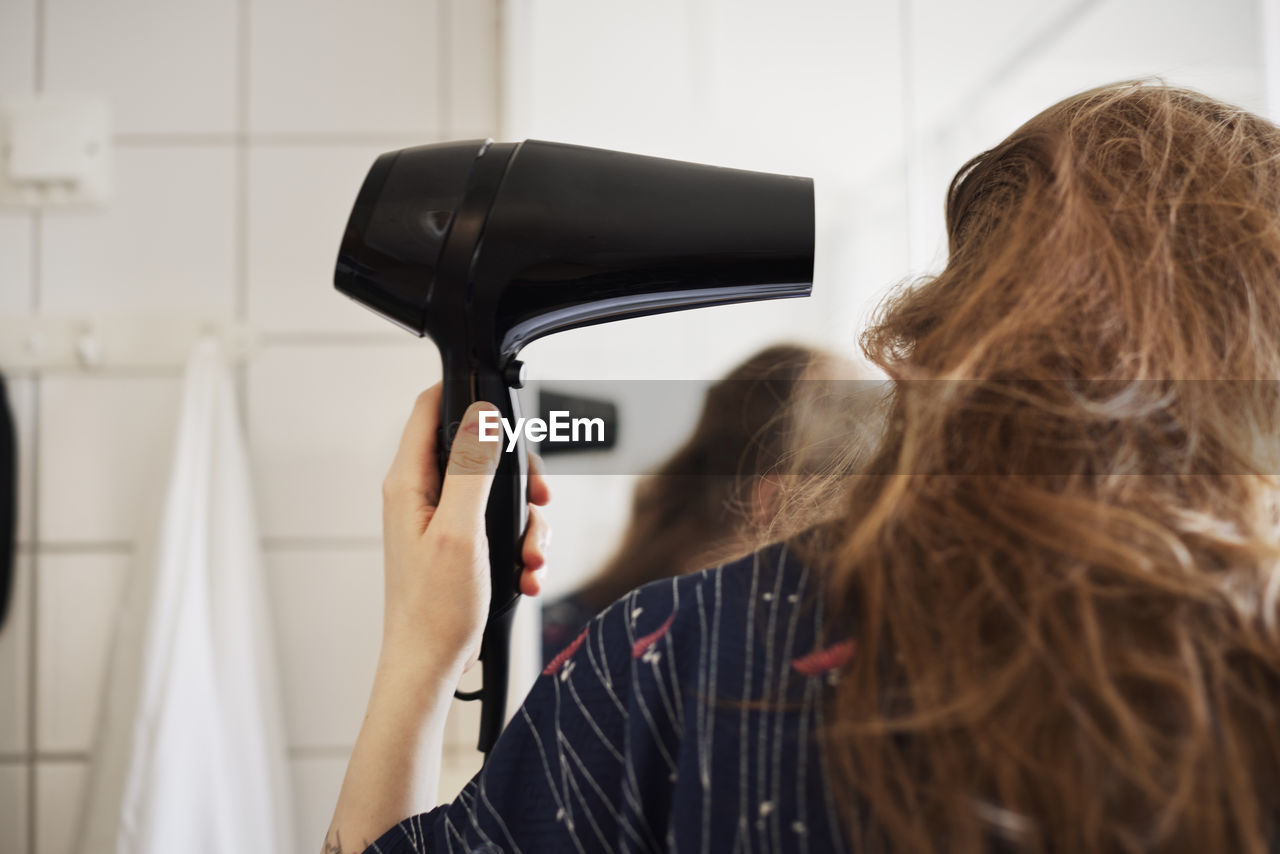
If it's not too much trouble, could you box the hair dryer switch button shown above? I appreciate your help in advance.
[503,360,527,389]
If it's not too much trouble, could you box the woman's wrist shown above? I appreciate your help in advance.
[375,634,469,697]
[325,639,459,850]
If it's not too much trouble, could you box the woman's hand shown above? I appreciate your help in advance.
[379,384,552,678]
[325,384,551,853]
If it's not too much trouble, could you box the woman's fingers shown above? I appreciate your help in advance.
[520,455,551,596]
[387,389,549,599]
[528,452,551,506]
[388,392,549,515]
[519,503,551,596]
[383,385,444,530]
[433,401,504,534]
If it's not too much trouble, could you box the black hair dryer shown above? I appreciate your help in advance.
[335,139,814,755]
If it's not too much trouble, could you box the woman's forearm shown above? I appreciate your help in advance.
[323,390,550,852]
[322,650,462,853]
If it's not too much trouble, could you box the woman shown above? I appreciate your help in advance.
[326,82,1280,852]
[542,342,869,664]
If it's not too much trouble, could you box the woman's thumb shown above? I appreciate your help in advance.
[436,401,503,523]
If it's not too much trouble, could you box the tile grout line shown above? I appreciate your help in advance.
[27,541,133,555]
[235,0,250,323]
[3,368,184,381]
[112,132,448,147]
[30,537,389,552]
[32,0,43,91]
[287,745,355,760]
[283,743,477,760]
[439,0,451,138]
[235,0,251,424]
[25,382,38,854]
[0,750,90,764]
[29,0,44,847]
[494,0,507,138]
[261,537,383,551]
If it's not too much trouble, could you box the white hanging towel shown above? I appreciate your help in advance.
[77,338,295,854]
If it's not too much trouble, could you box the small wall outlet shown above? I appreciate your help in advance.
[0,95,111,208]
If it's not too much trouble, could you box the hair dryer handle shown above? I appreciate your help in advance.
[437,367,529,755]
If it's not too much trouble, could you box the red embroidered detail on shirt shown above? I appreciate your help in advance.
[791,640,855,675]
[631,613,676,658]
[542,627,589,675]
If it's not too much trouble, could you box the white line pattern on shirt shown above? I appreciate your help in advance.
[366,547,847,854]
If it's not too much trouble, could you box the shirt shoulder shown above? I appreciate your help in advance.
[364,542,851,854]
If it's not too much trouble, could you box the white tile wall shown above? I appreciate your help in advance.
[34,761,87,854]
[442,676,483,750]
[0,215,34,312]
[249,0,442,135]
[247,145,400,333]
[907,0,1268,276]
[39,147,237,316]
[247,343,439,539]
[446,0,501,135]
[266,548,383,748]
[288,749,478,854]
[1027,0,1264,110]
[0,0,36,94]
[43,0,238,134]
[438,746,482,801]
[0,763,29,854]
[702,0,906,182]
[37,376,180,544]
[827,168,913,330]
[0,555,31,754]
[908,0,1080,129]
[8,378,35,547]
[35,553,129,753]
[290,755,348,854]
[10,0,501,850]
[514,0,702,159]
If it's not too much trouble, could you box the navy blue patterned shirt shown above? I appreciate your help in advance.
[363,543,852,853]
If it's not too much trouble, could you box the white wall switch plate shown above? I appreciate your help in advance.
[0,96,111,207]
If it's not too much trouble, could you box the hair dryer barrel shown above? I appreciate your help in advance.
[471,140,815,359]
[335,138,816,364]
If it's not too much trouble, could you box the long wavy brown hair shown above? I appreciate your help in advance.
[819,82,1280,852]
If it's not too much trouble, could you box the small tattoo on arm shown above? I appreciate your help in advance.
[322,829,360,854]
